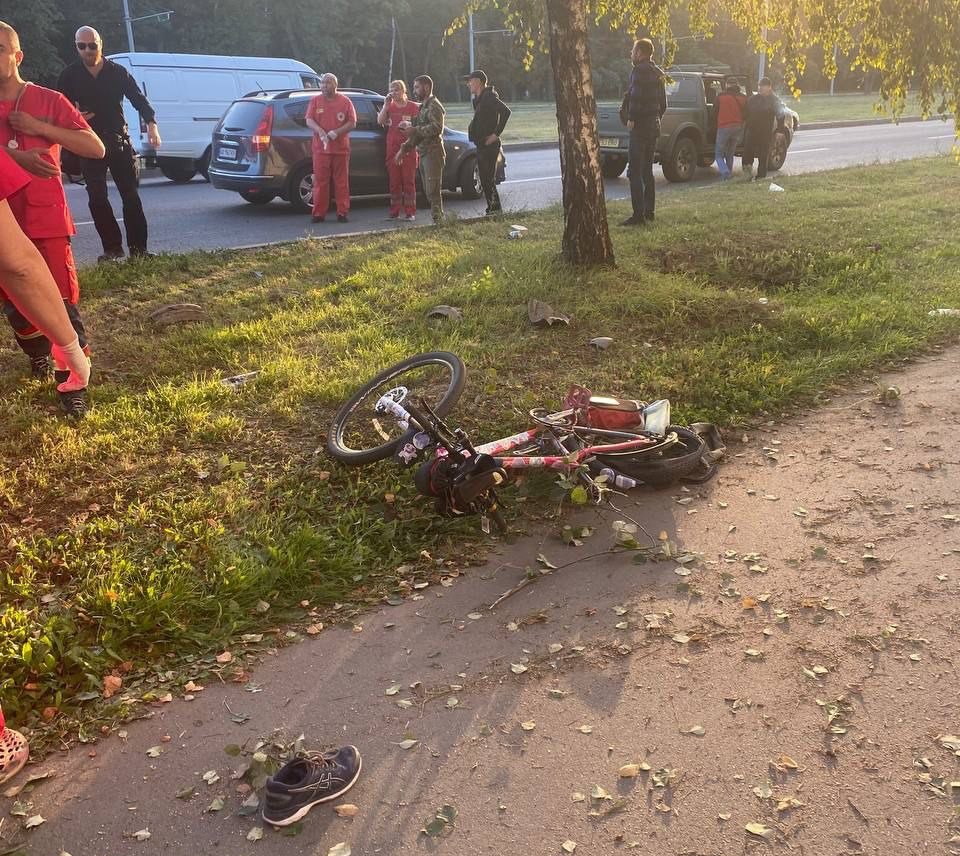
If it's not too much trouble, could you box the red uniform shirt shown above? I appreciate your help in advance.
[385,98,420,148]
[0,152,30,201]
[0,83,90,239]
[306,93,357,155]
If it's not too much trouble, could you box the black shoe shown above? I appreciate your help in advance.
[311,216,325,223]
[97,252,123,264]
[54,369,70,385]
[337,214,349,223]
[262,746,362,828]
[620,216,645,226]
[29,353,52,378]
[129,249,156,259]
[58,388,89,420]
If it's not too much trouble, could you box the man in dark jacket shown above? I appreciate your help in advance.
[57,26,160,260]
[742,77,780,181]
[623,38,667,226]
[464,70,510,215]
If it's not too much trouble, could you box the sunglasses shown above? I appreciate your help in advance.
[76,42,100,51]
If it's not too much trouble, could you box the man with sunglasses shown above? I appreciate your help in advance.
[57,27,160,261]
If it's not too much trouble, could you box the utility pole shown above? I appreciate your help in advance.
[468,12,475,72]
[757,0,769,83]
[387,17,396,89]
[122,0,136,52]
[829,44,838,95]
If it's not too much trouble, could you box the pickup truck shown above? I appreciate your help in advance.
[597,70,799,182]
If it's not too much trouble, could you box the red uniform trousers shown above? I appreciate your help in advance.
[312,152,350,218]
[0,236,87,358]
[386,138,418,217]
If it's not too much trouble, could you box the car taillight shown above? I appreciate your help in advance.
[250,106,273,154]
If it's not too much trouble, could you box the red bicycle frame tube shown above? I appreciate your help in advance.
[475,426,657,471]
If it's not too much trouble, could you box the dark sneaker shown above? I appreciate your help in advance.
[29,353,52,378]
[337,214,349,223]
[620,216,645,226]
[262,746,362,828]
[58,388,89,420]
[129,250,156,259]
[97,252,123,263]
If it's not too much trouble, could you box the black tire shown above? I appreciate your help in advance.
[239,189,276,205]
[596,425,708,487]
[158,158,197,183]
[601,155,627,178]
[327,352,466,466]
[662,136,698,182]
[287,162,313,214]
[198,148,211,182]
[460,156,482,200]
[769,131,788,172]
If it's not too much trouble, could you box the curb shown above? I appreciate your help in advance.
[501,115,936,153]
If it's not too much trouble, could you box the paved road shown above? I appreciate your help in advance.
[66,119,956,264]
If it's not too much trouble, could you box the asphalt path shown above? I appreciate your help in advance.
[65,119,956,264]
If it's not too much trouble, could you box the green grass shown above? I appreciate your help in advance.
[444,93,930,144]
[2,158,959,732]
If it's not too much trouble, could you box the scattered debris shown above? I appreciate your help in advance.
[426,304,463,322]
[528,298,570,327]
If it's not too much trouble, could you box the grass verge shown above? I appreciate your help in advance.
[1,157,958,733]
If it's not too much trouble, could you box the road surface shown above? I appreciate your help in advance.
[66,119,956,264]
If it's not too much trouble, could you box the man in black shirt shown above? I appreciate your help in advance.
[742,77,780,181]
[464,70,510,215]
[57,26,161,260]
[623,38,666,226]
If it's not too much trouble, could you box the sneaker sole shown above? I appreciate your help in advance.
[262,753,362,828]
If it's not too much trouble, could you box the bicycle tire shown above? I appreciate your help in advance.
[595,425,708,487]
[327,351,466,466]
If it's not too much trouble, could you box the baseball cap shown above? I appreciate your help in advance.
[463,69,488,85]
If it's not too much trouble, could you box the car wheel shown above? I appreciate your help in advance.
[601,155,627,178]
[287,163,313,214]
[158,158,197,184]
[768,132,788,172]
[662,135,698,182]
[198,148,211,182]
[239,189,276,205]
[460,157,482,200]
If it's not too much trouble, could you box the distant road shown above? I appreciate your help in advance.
[66,119,956,264]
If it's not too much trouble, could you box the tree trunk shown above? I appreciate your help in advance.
[545,0,614,266]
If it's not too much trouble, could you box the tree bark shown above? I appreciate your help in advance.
[545,0,615,266]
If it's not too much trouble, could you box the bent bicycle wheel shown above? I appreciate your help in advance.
[595,425,709,487]
[327,351,466,466]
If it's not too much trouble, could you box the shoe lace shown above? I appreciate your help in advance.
[300,750,337,769]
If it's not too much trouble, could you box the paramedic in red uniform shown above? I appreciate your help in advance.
[0,21,104,416]
[305,73,357,224]
[377,79,419,221]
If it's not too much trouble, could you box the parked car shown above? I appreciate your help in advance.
[107,52,322,183]
[596,70,799,182]
[208,89,505,211]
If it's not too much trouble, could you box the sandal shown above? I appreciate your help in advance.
[0,725,29,786]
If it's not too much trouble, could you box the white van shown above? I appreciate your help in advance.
[107,52,321,182]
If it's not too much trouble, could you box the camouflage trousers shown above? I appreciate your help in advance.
[418,144,445,224]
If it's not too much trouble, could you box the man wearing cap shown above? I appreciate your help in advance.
[464,69,510,215]
[396,75,445,225]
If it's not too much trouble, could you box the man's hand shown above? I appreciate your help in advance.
[484,133,498,146]
[627,120,635,130]
[394,149,405,165]
[327,130,338,141]
[10,148,59,178]
[147,123,161,149]
[8,111,48,137]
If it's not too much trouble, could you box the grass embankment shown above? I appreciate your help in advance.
[1,158,958,730]
[444,93,927,144]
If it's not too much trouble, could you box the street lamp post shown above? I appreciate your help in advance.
[121,0,175,52]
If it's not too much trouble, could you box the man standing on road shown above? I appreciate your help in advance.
[0,21,103,417]
[464,69,510,215]
[714,77,746,180]
[397,75,445,225]
[622,38,666,226]
[57,27,160,261]
[742,77,779,181]
[306,73,356,224]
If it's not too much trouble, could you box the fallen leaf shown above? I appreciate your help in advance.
[133,828,151,841]
[146,745,164,758]
[561,841,577,853]
[334,804,359,818]
[446,696,460,709]
[681,725,706,736]
[753,783,773,800]
[590,785,611,800]
[102,675,123,698]
[254,600,271,613]
[745,821,774,839]
[184,680,204,693]
[572,792,586,803]
[247,826,264,841]
[206,796,225,812]
[548,643,564,654]
[619,763,641,778]
[537,553,558,569]
[467,612,483,620]
[718,812,732,821]
[672,633,691,644]
[385,683,401,696]
[306,624,324,635]
[397,739,419,750]
[510,663,528,675]
[744,648,764,658]
[774,754,799,770]
[202,770,220,785]
[216,651,233,664]
[521,721,537,732]
[24,814,46,829]
[578,725,593,734]
[327,843,351,856]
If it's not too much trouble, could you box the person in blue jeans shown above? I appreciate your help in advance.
[714,78,746,179]
[622,38,667,226]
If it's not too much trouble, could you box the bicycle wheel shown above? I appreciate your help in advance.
[328,351,466,466]
[595,425,708,487]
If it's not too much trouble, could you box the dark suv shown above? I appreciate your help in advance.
[208,88,504,211]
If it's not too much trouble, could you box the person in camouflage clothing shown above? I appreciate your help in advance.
[396,75,445,224]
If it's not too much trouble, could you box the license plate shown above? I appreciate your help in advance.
[218,146,238,161]
[599,137,620,148]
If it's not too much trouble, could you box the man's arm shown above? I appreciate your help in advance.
[658,77,667,117]
[7,113,104,159]
[120,65,161,147]
[494,98,511,135]
[420,100,445,139]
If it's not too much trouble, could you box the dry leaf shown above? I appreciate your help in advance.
[247,826,264,841]
[146,745,163,758]
[306,624,324,635]
[397,739,418,750]
[718,812,732,821]
[216,651,233,664]
[133,828,151,841]
[334,804,359,818]
[510,663,528,675]
[521,721,537,732]
[385,683,401,696]
[561,841,577,853]
[745,822,773,839]
[682,725,706,736]
[619,763,641,778]
[578,725,593,734]
[24,815,46,829]
[327,844,351,856]
[184,680,204,693]
[102,674,123,698]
